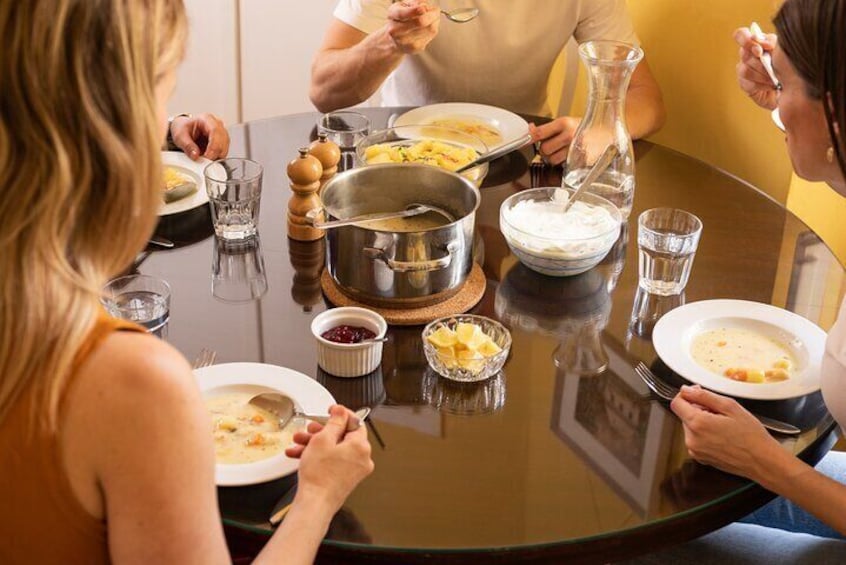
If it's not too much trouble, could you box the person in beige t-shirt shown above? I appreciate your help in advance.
[311,0,665,164]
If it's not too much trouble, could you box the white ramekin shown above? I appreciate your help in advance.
[311,307,387,378]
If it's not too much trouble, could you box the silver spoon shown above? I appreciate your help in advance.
[454,133,533,174]
[248,392,370,432]
[442,7,479,23]
[560,144,619,214]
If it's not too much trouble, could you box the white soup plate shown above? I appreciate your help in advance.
[652,299,826,400]
[194,362,335,486]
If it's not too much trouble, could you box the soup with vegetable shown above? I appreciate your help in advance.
[206,392,301,464]
[690,327,795,383]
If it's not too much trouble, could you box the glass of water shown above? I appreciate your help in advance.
[637,208,702,296]
[204,158,263,240]
[316,111,370,171]
[101,274,171,338]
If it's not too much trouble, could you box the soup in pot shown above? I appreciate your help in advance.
[363,209,451,232]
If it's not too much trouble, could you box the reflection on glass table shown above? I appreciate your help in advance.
[552,339,674,517]
[212,235,268,303]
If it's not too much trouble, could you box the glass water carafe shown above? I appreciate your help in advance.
[564,41,643,219]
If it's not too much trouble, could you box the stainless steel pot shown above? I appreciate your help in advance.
[319,164,480,307]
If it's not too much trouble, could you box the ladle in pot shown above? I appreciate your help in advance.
[308,203,453,230]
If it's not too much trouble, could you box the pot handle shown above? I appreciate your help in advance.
[304,207,324,226]
[363,243,456,273]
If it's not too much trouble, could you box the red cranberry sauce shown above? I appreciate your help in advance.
[321,324,377,344]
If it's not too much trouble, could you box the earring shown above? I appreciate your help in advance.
[827,147,835,164]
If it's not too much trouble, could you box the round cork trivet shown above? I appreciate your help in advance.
[321,263,486,326]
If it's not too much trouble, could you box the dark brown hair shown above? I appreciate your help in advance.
[774,0,846,178]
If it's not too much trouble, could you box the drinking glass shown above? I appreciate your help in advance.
[316,111,370,171]
[101,274,171,338]
[637,208,702,296]
[204,158,263,240]
[212,236,268,303]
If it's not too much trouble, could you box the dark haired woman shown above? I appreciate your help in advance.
[627,0,846,561]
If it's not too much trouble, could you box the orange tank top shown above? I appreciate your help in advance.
[0,314,144,564]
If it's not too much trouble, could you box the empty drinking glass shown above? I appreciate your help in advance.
[101,274,171,338]
[637,208,702,296]
[212,236,268,303]
[204,158,263,240]
[316,111,370,172]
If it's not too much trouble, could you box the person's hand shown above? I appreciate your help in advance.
[529,117,581,165]
[169,113,230,161]
[671,385,783,481]
[734,26,779,111]
[385,0,440,55]
[286,405,374,514]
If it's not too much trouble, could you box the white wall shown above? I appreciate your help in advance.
[240,0,338,121]
[169,0,339,126]
[169,0,240,125]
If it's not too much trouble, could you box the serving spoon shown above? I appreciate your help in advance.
[248,392,371,433]
[560,144,619,214]
[454,133,534,174]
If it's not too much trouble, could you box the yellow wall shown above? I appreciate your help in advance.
[555,0,792,203]
[548,2,846,262]
[787,176,846,265]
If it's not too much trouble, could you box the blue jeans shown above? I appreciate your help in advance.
[739,450,846,540]
[622,451,846,564]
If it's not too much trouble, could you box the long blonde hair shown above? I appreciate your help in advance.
[0,0,187,425]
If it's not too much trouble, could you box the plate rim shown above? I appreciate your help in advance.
[393,103,530,152]
[160,151,211,216]
[652,299,826,400]
[194,362,336,486]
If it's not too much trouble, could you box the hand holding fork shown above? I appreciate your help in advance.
[635,362,801,435]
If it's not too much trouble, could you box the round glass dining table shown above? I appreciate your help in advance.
[144,108,842,563]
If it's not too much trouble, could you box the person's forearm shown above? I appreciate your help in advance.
[252,492,337,565]
[625,84,666,140]
[310,28,405,113]
[754,447,846,536]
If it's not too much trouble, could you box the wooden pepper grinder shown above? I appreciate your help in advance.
[288,238,326,312]
[308,133,341,192]
[287,147,324,241]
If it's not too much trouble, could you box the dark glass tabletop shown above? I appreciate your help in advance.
[142,108,841,563]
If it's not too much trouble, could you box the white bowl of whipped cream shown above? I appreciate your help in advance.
[499,187,622,277]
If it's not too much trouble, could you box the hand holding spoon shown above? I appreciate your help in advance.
[249,392,370,433]
[749,22,781,90]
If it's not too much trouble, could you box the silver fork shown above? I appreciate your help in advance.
[192,348,217,369]
[530,143,545,188]
[634,362,801,435]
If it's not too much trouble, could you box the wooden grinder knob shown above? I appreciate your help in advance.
[287,148,324,241]
[308,133,341,187]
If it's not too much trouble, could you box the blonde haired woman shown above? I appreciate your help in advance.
[0,1,373,563]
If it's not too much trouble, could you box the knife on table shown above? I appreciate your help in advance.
[269,482,298,526]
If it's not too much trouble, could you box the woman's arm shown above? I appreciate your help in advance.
[71,332,371,564]
[673,385,846,535]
